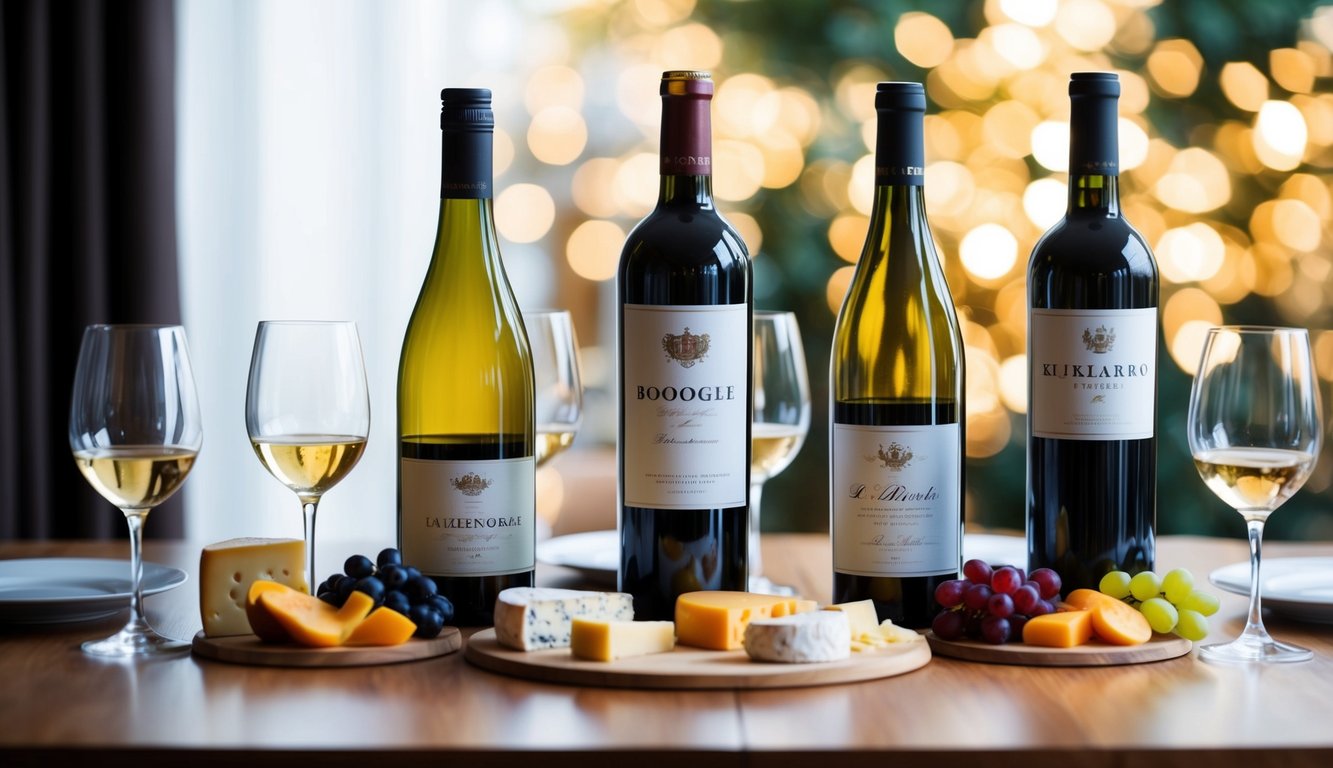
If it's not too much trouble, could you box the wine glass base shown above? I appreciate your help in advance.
[1199,636,1313,664]
[748,575,796,596]
[82,625,190,658]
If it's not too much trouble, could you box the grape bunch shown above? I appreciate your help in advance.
[317,547,454,639]
[1098,568,1219,641]
[931,559,1063,645]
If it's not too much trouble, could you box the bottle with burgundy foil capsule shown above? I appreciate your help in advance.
[618,71,753,620]
[398,89,536,626]
[830,82,965,629]
[1027,72,1159,595]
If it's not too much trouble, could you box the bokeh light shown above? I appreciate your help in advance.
[960,223,1019,281]
[566,219,625,282]
[895,13,955,69]
[1254,100,1308,171]
[495,183,555,243]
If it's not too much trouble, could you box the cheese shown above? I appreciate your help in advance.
[493,587,635,651]
[825,599,880,636]
[570,618,675,661]
[744,610,851,663]
[199,538,307,637]
[674,591,805,650]
[1023,610,1093,648]
[345,607,417,647]
[259,589,374,647]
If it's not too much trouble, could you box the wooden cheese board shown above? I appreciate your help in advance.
[191,627,461,668]
[924,631,1191,666]
[463,627,932,689]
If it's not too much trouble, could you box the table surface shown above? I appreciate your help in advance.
[2,534,1331,768]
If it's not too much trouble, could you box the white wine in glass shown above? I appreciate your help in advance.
[749,311,811,594]
[246,321,370,590]
[69,324,202,657]
[524,310,583,469]
[1187,326,1323,663]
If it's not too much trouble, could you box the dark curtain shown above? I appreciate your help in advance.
[0,0,183,539]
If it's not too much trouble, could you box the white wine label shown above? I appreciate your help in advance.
[622,303,748,510]
[832,423,960,577]
[399,456,535,577]
[1029,308,1156,440]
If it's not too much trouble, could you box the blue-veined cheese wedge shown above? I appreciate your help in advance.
[493,587,634,650]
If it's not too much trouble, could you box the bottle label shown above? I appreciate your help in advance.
[399,456,535,576]
[622,303,748,510]
[1029,308,1156,440]
[832,423,960,577]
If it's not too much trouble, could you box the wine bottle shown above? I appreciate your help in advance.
[618,71,752,620]
[398,88,536,626]
[830,82,965,629]
[1027,72,1158,594]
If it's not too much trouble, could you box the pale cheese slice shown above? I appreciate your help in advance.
[200,538,307,637]
[570,618,675,661]
[744,610,851,663]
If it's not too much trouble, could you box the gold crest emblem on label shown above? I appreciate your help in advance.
[450,472,492,496]
[871,442,914,470]
[661,327,710,368]
[1082,325,1116,353]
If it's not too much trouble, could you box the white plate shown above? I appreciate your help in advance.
[0,558,188,625]
[1209,557,1333,625]
[536,531,1027,586]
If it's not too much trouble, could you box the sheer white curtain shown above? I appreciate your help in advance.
[176,0,551,564]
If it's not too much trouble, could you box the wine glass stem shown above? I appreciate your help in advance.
[302,499,320,591]
[748,481,764,579]
[1242,517,1268,640]
[123,510,150,632]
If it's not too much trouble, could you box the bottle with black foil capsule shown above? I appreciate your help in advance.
[618,71,752,620]
[1027,72,1158,595]
[398,89,535,626]
[831,82,964,629]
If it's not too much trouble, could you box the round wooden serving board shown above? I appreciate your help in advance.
[925,631,1191,666]
[191,627,461,667]
[463,627,932,689]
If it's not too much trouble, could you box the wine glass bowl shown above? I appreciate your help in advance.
[523,310,583,469]
[1187,325,1322,663]
[69,324,202,657]
[246,321,369,591]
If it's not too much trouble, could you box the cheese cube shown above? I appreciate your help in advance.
[570,618,676,661]
[199,538,307,637]
[674,591,806,650]
[744,611,851,663]
[494,587,635,651]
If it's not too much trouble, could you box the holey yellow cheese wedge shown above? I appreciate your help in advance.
[199,538,307,638]
[674,592,810,650]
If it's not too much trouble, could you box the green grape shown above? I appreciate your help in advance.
[1139,597,1178,633]
[1129,570,1162,602]
[1162,568,1194,604]
[1175,608,1209,641]
[1179,589,1221,617]
[1099,571,1132,600]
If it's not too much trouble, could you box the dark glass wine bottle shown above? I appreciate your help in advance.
[830,82,965,629]
[618,71,752,620]
[398,89,536,626]
[1027,72,1159,595]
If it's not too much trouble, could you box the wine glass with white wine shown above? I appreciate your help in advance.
[246,321,369,591]
[1187,326,1323,663]
[749,311,811,594]
[524,310,583,468]
[70,324,202,657]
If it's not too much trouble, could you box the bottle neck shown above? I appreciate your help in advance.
[866,184,931,262]
[1066,92,1119,215]
[440,129,493,200]
[1067,173,1120,215]
[658,92,713,206]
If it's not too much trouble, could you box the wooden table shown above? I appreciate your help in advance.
[2,535,1331,767]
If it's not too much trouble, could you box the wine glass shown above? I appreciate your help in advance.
[524,310,584,468]
[749,311,811,594]
[69,325,202,657]
[245,321,369,591]
[1187,326,1323,663]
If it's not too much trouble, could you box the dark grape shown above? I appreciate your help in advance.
[1030,568,1062,600]
[932,610,966,641]
[383,590,411,616]
[404,566,423,582]
[344,554,375,579]
[935,579,966,609]
[376,548,403,569]
[1012,584,1040,615]
[334,576,357,604]
[1029,599,1056,617]
[379,564,409,591]
[407,574,439,604]
[409,603,445,639]
[963,559,993,585]
[427,594,455,625]
[354,576,386,606]
[991,566,1022,595]
[963,583,993,611]
[988,592,1014,619]
[317,590,339,606]
[980,615,1011,645]
[1008,614,1028,642]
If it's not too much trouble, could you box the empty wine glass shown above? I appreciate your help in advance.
[70,325,202,657]
[749,311,811,594]
[246,321,369,590]
[1187,326,1323,663]
[524,310,583,469]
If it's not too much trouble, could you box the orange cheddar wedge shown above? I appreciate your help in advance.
[1022,609,1094,648]
[1065,589,1152,646]
[259,588,375,647]
[245,580,297,642]
[344,607,417,647]
[675,592,806,650]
